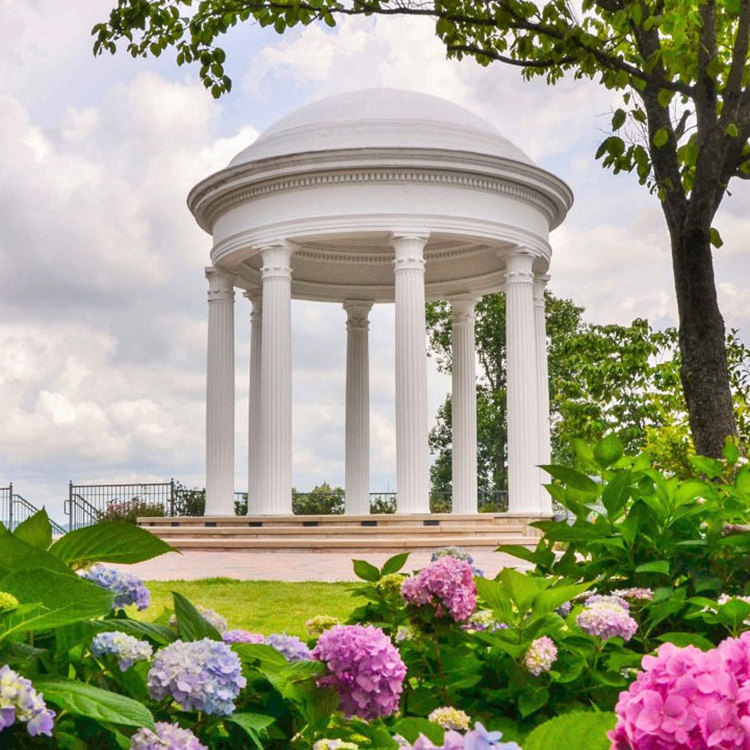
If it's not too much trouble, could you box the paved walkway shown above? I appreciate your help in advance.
[114,549,532,582]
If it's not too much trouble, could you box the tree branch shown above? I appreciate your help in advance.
[447,43,576,67]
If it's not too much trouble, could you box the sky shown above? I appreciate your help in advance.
[1,0,748,525]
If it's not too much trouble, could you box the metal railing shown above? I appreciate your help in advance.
[1,484,66,534]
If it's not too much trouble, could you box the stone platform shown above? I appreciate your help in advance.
[138,513,543,552]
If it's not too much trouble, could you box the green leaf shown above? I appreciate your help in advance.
[723,437,740,465]
[475,577,514,621]
[601,471,632,516]
[172,591,222,641]
[352,559,381,582]
[35,680,154,729]
[524,711,615,750]
[635,560,670,575]
[532,582,593,615]
[594,434,624,468]
[657,89,674,107]
[690,454,723,478]
[500,568,548,613]
[0,569,113,638]
[226,712,276,750]
[709,227,724,248]
[99,618,175,646]
[518,686,550,717]
[49,522,174,566]
[381,552,409,575]
[13,509,52,550]
[541,465,599,494]
[0,525,72,577]
[653,128,669,147]
[611,108,626,130]
[726,123,740,138]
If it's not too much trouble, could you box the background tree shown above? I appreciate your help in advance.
[427,293,750,494]
[94,0,750,457]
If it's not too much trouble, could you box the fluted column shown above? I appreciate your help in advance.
[534,275,553,514]
[244,291,262,515]
[205,267,235,516]
[392,233,430,514]
[505,252,541,513]
[344,301,373,515]
[450,297,478,514]
[258,244,293,514]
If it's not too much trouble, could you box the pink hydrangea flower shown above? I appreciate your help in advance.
[609,634,750,749]
[401,557,477,622]
[523,637,558,676]
[312,624,406,720]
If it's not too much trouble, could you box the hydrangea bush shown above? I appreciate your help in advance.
[1,437,748,750]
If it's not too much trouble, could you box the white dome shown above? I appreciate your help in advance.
[229,88,533,166]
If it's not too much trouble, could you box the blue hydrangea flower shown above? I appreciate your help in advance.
[264,633,312,662]
[81,565,150,610]
[0,665,55,737]
[147,639,246,715]
[130,721,208,749]
[91,631,153,671]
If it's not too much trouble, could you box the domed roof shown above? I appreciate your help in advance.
[229,88,533,166]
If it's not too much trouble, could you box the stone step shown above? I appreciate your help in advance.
[156,535,538,550]
[144,523,526,537]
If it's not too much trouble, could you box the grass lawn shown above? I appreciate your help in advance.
[134,578,357,637]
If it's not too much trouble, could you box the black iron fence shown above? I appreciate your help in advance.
[53,480,511,529]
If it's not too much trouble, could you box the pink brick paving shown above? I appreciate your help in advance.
[113,549,531,582]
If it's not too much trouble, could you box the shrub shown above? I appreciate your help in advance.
[100,497,166,523]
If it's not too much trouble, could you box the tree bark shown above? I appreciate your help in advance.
[670,221,736,456]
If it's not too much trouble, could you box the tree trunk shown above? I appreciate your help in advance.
[670,221,736,456]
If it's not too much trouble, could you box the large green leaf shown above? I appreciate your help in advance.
[352,559,381,582]
[593,434,624,468]
[392,717,444,744]
[13,509,52,550]
[541,465,599,494]
[381,552,409,575]
[532,582,593,616]
[601,471,632,517]
[49,522,174,566]
[35,679,154,729]
[524,711,615,750]
[0,569,113,638]
[475,577,513,621]
[172,591,222,641]
[500,568,549,613]
[226,712,276,750]
[0,525,72,577]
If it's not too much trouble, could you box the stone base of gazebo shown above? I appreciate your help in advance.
[138,513,546,552]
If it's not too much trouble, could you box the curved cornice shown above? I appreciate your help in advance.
[188,147,573,233]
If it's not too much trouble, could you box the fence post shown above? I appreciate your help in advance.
[169,479,175,517]
[68,481,73,531]
[8,482,13,531]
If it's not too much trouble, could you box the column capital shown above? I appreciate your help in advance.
[205,267,235,301]
[258,242,293,280]
[504,252,535,284]
[448,296,479,325]
[391,233,428,272]
[243,290,262,321]
[533,274,550,303]
[344,300,374,331]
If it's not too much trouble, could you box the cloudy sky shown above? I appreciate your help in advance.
[1,0,748,524]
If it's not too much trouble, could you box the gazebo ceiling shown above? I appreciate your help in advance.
[188,88,574,303]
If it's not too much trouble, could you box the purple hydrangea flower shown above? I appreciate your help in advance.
[401,557,477,622]
[577,599,638,642]
[264,633,312,662]
[555,601,572,618]
[0,665,55,737]
[312,624,406,720]
[130,721,207,750]
[409,722,522,749]
[611,588,653,602]
[81,565,150,610]
[91,631,153,671]
[147,639,246,715]
[222,629,265,644]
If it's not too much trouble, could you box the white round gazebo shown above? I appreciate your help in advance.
[188,88,573,518]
